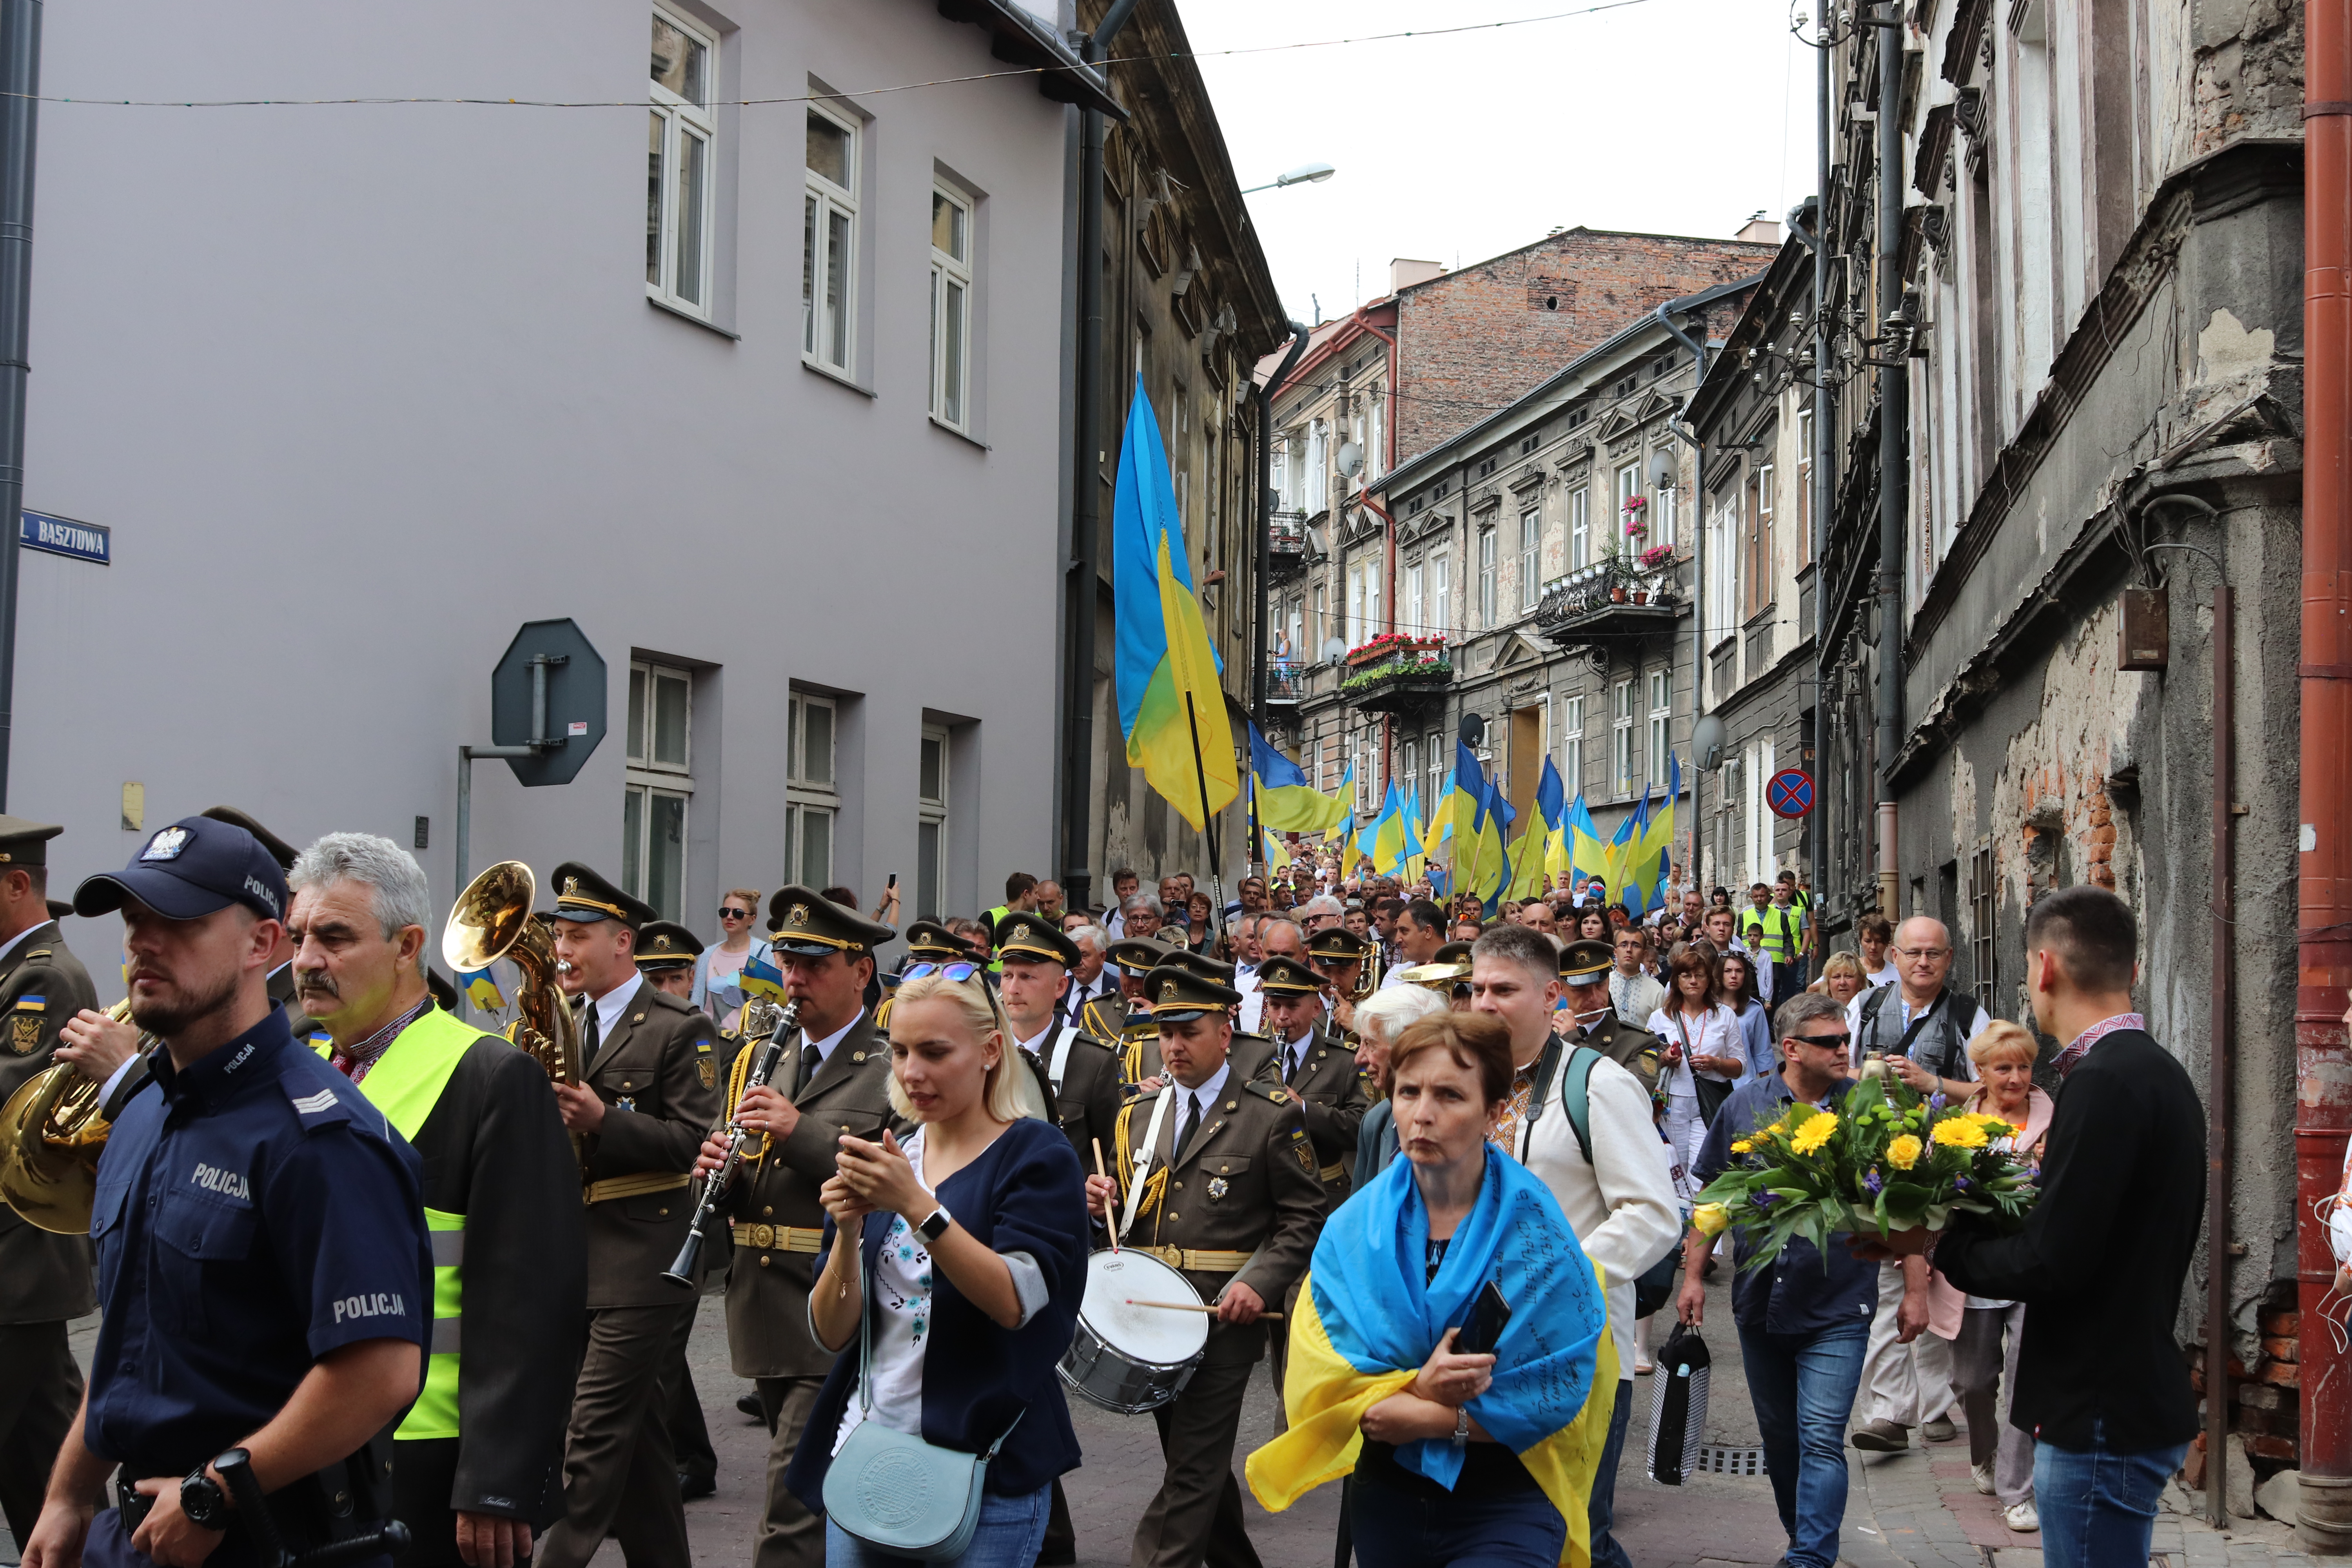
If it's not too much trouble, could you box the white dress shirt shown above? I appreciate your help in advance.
[587,971,644,1050]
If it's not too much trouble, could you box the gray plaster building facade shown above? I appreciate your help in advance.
[13,0,1121,964]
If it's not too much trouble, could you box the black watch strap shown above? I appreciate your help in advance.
[179,1465,229,1530]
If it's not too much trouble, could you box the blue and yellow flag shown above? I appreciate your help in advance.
[1250,723,1351,837]
[1357,782,1420,877]
[1505,760,1561,900]
[1535,757,1572,884]
[1446,744,1495,901]
[1568,794,1612,887]
[1113,375,1237,830]
[1323,760,1357,844]
[1605,795,1644,906]
[1621,755,1679,915]
[1400,784,1428,886]
[459,967,505,1011]
[1246,1149,1617,1567]
[740,949,786,1003]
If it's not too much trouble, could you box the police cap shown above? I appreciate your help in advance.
[76,816,289,924]
[1141,964,1241,1023]
[766,884,895,960]
[635,921,703,970]
[995,912,1078,968]
[547,862,655,929]
[1559,938,1613,986]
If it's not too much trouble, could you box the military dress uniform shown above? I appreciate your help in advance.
[1114,945,1282,1089]
[1255,956,1370,1199]
[994,914,1126,1172]
[1106,967,1325,1568]
[536,866,722,1568]
[0,818,100,1552]
[719,890,900,1568]
[1559,938,1668,1097]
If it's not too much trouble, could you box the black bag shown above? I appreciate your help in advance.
[1645,1323,1711,1485]
[1632,1236,1683,1319]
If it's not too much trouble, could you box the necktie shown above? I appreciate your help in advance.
[1176,1091,1201,1159]
[1284,1042,1302,1085]
[795,1040,819,1093]
[579,998,601,1061]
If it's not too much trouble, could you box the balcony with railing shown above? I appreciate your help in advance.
[1339,633,1451,717]
[1535,553,1681,653]
[1266,661,1304,709]
[1266,511,1308,585]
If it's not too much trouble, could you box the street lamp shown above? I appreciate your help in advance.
[1239,162,1336,195]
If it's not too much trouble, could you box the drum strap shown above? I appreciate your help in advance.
[1117,1085,1177,1245]
[1048,1025,1083,1094]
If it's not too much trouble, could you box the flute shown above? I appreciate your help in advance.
[661,997,802,1288]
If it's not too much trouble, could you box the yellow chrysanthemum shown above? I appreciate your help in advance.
[1692,1203,1732,1238]
[1789,1113,1838,1155]
[1971,1112,2017,1138]
[1932,1116,1989,1149]
[1886,1133,1923,1170]
[1730,1139,1754,1154]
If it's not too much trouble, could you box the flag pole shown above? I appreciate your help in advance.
[1183,692,1227,939]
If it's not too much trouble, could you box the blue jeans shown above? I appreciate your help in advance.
[1350,1473,1566,1568]
[2034,1421,2188,1568]
[1737,1319,1869,1568]
[824,1481,1051,1567]
[1586,1378,1634,1568]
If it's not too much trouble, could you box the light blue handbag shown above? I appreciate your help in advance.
[821,1247,1022,1562]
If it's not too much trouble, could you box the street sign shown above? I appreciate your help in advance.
[1767,767,1815,818]
[491,619,605,786]
[20,510,108,565]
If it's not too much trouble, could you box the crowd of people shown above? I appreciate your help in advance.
[0,808,2205,1568]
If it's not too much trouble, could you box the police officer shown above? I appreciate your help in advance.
[629,920,721,1501]
[1559,936,1666,1095]
[537,864,721,1568]
[1084,967,1324,1568]
[0,817,100,1559]
[697,889,898,1568]
[284,832,587,1568]
[25,818,430,1568]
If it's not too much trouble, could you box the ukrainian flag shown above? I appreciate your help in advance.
[1246,1150,1617,1567]
[1113,374,1238,830]
[1568,794,1612,887]
[1504,760,1561,900]
[1605,795,1644,905]
[459,967,505,1011]
[1358,783,1420,877]
[740,949,786,1003]
[1445,744,1494,899]
[1323,760,1357,844]
[1250,723,1351,837]
[1400,784,1428,886]
[1425,766,1456,858]
[1260,819,1292,873]
[1622,755,1679,916]
[1535,756,1571,885]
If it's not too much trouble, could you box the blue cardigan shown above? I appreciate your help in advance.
[785,1116,1091,1506]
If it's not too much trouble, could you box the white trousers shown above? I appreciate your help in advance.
[1859,1258,1958,1426]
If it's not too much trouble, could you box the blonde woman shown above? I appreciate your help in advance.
[1808,951,1867,1012]
[784,965,1089,1566]
[693,887,771,1029]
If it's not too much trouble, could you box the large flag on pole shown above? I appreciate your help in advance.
[1625,753,1679,915]
[1401,784,1429,886]
[1568,794,1611,888]
[1250,724,1351,836]
[1324,760,1357,843]
[1112,374,1236,829]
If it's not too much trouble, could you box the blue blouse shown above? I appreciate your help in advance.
[785,1115,1091,1504]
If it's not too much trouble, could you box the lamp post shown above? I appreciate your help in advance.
[1238,162,1336,196]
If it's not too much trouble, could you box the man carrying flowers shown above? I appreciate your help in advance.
[1674,993,1888,1568]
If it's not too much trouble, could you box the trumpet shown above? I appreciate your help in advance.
[444,860,588,1176]
[0,999,136,1232]
[662,997,800,1288]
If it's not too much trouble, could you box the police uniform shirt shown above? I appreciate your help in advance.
[85,1007,432,1483]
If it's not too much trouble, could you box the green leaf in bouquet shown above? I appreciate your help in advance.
[1878,1181,1933,1229]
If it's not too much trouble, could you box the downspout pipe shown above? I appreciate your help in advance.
[1657,298,1708,891]
[2299,0,2352,1542]
[1870,1,1907,919]
[1056,0,1142,919]
[1811,17,1833,944]
[0,0,37,808]
[1256,321,1311,724]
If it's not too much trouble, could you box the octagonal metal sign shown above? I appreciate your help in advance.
[492,619,606,786]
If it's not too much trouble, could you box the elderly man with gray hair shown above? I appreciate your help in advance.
[285,833,586,1568]
[1296,894,1345,935]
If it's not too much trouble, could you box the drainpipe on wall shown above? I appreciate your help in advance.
[1657,298,1709,894]
[1869,2,1907,919]
[2298,0,2352,1542]
[0,0,38,809]
[1812,14,1834,936]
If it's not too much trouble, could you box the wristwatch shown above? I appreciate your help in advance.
[1452,1406,1470,1448]
[180,1463,232,1531]
[918,1205,952,1243]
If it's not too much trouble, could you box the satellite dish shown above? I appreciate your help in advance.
[1336,441,1365,479]
[1458,711,1485,747]
[1692,714,1727,772]
[1650,449,1678,488]
[1321,637,1348,665]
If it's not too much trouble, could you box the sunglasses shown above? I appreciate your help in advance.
[719,907,752,920]
[1796,1030,1853,1049]
[902,962,981,983]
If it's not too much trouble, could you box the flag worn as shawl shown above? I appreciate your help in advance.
[1247,1148,1618,1566]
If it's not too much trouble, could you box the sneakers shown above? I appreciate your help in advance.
[1850,1419,1910,1452]
[1922,1414,1958,1443]
[2004,1500,2040,1532]
[1971,1460,1996,1495]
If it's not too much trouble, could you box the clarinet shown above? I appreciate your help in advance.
[661,997,801,1289]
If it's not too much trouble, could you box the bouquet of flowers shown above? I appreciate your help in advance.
[1688,1073,2039,1268]
[1638,543,1675,570]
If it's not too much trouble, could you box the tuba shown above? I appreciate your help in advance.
[0,999,134,1232]
[444,861,588,1174]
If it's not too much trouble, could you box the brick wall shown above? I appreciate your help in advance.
[1394,227,1778,464]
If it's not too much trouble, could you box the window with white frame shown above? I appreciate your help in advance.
[648,10,715,316]
[785,691,837,890]
[1312,583,1327,655]
[1354,732,1374,813]
[1405,556,1425,637]
[1611,678,1635,795]
[1646,669,1671,785]
[1796,408,1814,563]
[804,104,858,372]
[1518,508,1540,612]
[1655,475,1678,549]
[1272,437,1292,512]
[1430,550,1450,643]
[929,186,973,428]
[1367,397,1385,480]
[1305,420,1328,515]
[1423,732,1443,821]
[1559,693,1584,798]
[1477,526,1497,626]
[1285,597,1303,665]
[1569,486,1590,571]
[624,660,693,921]
[1401,740,1419,818]
[1347,563,1366,647]
[917,725,949,920]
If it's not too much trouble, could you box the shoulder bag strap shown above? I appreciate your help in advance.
[855,1219,875,1416]
[1515,1033,1568,1156]
[1560,1046,1602,1168]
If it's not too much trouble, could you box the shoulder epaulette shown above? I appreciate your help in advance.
[1253,1080,1292,1105]
[22,949,49,961]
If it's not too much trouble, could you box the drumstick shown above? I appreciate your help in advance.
[1091,1138,1117,1254]
[1124,1299,1283,1320]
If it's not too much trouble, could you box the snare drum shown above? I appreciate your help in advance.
[1057,1249,1208,1414]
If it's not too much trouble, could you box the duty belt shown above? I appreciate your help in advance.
[1138,1245,1252,1274]
[584,1171,693,1205]
[732,1222,825,1254]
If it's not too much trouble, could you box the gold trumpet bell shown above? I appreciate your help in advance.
[0,1064,109,1234]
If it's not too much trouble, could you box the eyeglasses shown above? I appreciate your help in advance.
[1796,1030,1853,1049]
[719,907,751,920]
[1894,947,1951,960]
[902,962,981,983]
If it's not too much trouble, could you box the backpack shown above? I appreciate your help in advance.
[1523,1038,1684,1318]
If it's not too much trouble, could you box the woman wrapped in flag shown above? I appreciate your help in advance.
[1247,1011,1619,1568]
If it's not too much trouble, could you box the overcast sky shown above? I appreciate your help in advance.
[1176,0,1822,325]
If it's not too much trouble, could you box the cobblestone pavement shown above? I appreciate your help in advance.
[9,1278,2315,1568]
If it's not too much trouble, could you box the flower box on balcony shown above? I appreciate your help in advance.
[1344,632,1447,670]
